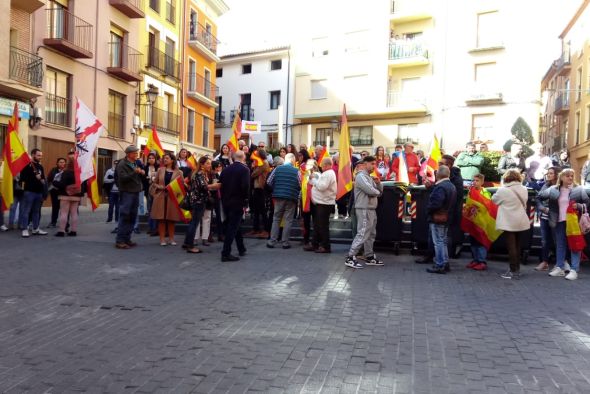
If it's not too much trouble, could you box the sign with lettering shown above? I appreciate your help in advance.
[241,121,261,133]
[0,98,29,120]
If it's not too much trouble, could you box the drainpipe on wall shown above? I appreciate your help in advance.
[285,48,291,144]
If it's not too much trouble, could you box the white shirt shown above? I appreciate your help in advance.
[310,169,337,205]
[525,154,552,180]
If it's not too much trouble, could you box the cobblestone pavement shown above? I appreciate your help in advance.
[2,215,590,393]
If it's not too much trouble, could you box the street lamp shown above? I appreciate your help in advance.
[134,84,159,145]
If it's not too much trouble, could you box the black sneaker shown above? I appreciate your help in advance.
[67,231,77,237]
[55,231,65,237]
[365,255,384,266]
[221,254,240,262]
[239,250,247,257]
[426,265,446,274]
[444,263,451,272]
[345,256,363,269]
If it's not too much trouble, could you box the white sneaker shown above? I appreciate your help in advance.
[549,267,565,277]
[564,262,571,272]
[0,225,8,232]
[21,229,30,238]
[32,228,48,235]
[565,270,578,280]
[334,214,339,220]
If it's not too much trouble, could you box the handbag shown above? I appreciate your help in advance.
[180,190,193,211]
[149,182,160,197]
[432,209,448,224]
[579,204,590,234]
[66,184,81,196]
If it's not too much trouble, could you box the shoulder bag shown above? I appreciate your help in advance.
[579,204,590,234]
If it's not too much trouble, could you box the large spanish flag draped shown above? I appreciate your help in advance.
[420,133,441,182]
[566,201,586,252]
[86,158,100,211]
[301,164,313,213]
[317,146,329,164]
[250,149,264,167]
[166,177,192,223]
[336,105,353,200]
[461,187,503,249]
[227,108,242,152]
[1,103,30,211]
[144,126,164,157]
[74,99,103,187]
[187,155,197,171]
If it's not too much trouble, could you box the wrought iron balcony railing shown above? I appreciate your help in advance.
[230,108,255,122]
[141,106,179,135]
[9,46,43,88]
[388,41,428,61]
[187,73,217,100]
[146,46,180,80]
[108,42,142,81]
[45,93,71,127]
[45,8,93,58]
[188,21,219,54]
[215,110,225,125]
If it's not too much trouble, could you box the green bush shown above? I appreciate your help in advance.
[480,151,503,182]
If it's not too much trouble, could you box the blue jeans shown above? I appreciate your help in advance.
[539,218,555,263]
[20,191,43,230]
[222,206,246,257]
[430,223,449,268]
[555,221,581,271]
[8,193,23,226]
[116,192,139,243]
[138,193,145,215]
[147,194,157,232]
[183,204,205,248]
[470,236,487,263]
[107,191,120,222]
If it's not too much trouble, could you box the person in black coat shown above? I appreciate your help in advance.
[218,150,250,261]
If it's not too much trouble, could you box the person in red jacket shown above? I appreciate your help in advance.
[390,142,420,184]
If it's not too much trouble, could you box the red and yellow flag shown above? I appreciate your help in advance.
[317,146,329,164]
[336,105,353,200]
[227,108,242,152]
[166,176,192,223]
[187,155,197,171]
[461,187,502,249]
[566,201,586,252]
[1,103,30,211]
[420,133,441,182]
[250,150,264,167]
[301,168,313,213]
[144,126,164,157]
[86,159,100,211]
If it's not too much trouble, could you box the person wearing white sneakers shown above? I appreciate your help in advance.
[19,148,48,238]
[538,168,589,280]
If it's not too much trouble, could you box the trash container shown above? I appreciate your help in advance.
[409,185,430,253]
[374,182,407,254]
[486,187,536,263]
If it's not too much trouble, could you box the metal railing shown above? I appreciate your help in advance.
[230,108,255,122]
[395,137,420,145]
[109,42,142,74]
[388,41,428,61]
[110,0,145,12]
[108,112,125,139]
[313,140,335,147]
[165,0,175,24]
[45,93,71,127]
[189,21,219,54]
[387,91,427,108]
[9,46,43,88]
[146,46,180,80]
[46,8,93,54]
[187,73,217,100]
[215,110,225,125]
[555,94,570,112]
[142,106,179,135]
[350,137,374,146]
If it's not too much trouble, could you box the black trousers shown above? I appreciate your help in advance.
[312,203,333,250]
[222,207,246,257]
[251,188,267,231]
[50,189,60,225]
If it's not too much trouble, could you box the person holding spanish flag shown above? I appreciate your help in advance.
[150,153,183,247]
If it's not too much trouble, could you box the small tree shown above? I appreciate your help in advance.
[503,117,534,157]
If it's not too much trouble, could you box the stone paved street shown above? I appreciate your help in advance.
[2,209,590,393]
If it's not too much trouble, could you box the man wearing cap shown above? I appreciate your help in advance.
[115,145,144,249]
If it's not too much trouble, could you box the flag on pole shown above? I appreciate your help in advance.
[86,158,100,211]
[227,107,242,152]
[396,153,410,184]
[336,104,353,200]
[1,103,30,211]
[250,150,264,167]
[166,176,192,223]
[420,133,442,182]
[460,187,502,249]
[74,99,104,186]
[187,155,197,171]
[144,125,164,157]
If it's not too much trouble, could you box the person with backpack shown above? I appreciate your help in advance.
[103,160,119,223]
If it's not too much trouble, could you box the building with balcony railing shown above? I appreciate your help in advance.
[107,42,143,82]
[146,46,180,81]
[44,8,94,59]
[141,106,179,136]
[109,0,145,18]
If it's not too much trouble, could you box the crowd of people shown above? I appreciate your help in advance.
[1,138,588,280]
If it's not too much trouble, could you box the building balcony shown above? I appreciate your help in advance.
[556,53,571,77]
[465,84,504,105]
[186,73,218,107]
[141,106,179,136]
[188,22,219,62]
[146,46,180,81]
[230,108,255,122]
[107,43,143,82]
[44,8,93,59]
[215,110,225,126]
[390,0,432,23]
[11,0,45,13]
[109,0,145,18]
[0,46,44,100]
[45,93,71,127]
[554,94,570,115]
[350,137,374,146]
[387,91,428,115]
[388,41,429,68]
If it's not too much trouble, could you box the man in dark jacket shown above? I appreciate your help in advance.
[115,145,144,249]
[219,150,250,261]
[426,165,456,274]
[19,148,48,237]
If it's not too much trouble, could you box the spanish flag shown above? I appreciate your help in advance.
[227,108,241,152]
[250,149,264,167]
[166,176,192,223]
[86,159,100,211]
[144,126,164,157]
[187,155,197,171]
[566,201,586,252]
[461,187,502,249]
[1,103,30,211]
[317,146,329,164]
[336,105,353,200]
[420,133,441,183]
[301,168,313,213]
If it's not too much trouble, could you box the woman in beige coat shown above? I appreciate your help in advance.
[150,153,183,246]
[492,169,530,280]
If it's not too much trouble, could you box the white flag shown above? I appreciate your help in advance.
[74,98,104,184]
